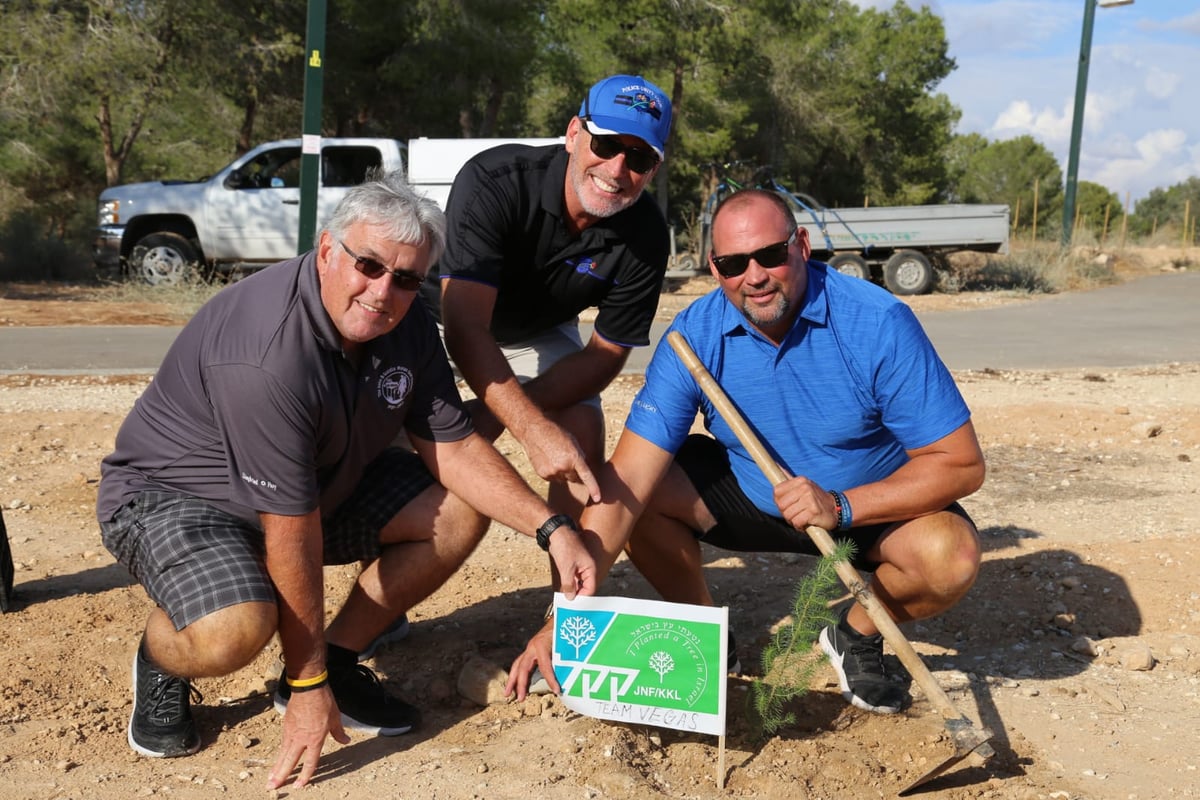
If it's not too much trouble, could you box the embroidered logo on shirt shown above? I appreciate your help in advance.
[378,366,414,409]
[568,256,612,283]
[569,256,596,274]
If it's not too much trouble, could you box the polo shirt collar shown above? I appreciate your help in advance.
[297,249,345,355]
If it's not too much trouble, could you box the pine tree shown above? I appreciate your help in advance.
[748,541,854,739]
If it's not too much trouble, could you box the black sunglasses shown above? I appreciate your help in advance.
[586,131,660,175]
[340,241,424,292]
[710,229,796,278]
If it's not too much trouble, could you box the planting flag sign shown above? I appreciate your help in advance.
[551,593,728,736]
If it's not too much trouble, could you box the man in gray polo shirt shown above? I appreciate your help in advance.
[97,171,595,790]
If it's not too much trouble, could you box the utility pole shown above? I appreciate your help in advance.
[1061,0,1134,248]
[297,0,327,254]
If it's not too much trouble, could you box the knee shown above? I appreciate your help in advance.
[183,602,277,674]
[554,404,605,463]
[929,520,982,599]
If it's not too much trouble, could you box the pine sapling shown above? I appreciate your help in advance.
[748,540,855,739]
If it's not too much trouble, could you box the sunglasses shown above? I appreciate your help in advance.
[710,229,797,278]
[587,132,660,175]
[340,240,424,292]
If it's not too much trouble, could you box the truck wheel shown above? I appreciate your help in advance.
[828,253,870,281]
[883,250,934,295]
[128,233,200,286]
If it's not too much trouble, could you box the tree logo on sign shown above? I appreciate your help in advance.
[560,615,597,658]
[649,651,675,683]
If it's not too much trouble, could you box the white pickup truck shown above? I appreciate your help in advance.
[93,135,560,285]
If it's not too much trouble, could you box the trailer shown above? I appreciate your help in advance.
[691,193,1010,295]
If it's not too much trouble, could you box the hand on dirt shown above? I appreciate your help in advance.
[267,687,350,790]
[505,623,558,702]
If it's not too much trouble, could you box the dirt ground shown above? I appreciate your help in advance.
[1,250,1198,800]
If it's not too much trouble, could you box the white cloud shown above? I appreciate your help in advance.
[942,1,1076,55]
[992,100,1071,142]
[1138,10,1200,36]
[1092,129,1189,196]
[1143,66,1181,100]
[1134,129,1186,162]
[1082,89,1134,134]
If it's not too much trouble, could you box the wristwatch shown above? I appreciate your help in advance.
[536,514,575,551]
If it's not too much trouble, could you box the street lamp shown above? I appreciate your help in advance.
[1061,0,1134,248]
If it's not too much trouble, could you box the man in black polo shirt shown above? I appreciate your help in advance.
[97,171,596,789]
[422,73,672,514]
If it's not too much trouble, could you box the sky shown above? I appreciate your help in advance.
[858,0,1200,204]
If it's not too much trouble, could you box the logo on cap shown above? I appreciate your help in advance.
[612,90,664,121]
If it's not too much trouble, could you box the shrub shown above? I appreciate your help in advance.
[0,210,92,281]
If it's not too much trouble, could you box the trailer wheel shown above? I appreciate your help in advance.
[127,232,200,286]
[883,249,935,295]
[828,253,870,281]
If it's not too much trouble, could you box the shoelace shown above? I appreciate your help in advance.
[146,671,203,721]
[845,635,889,678]
[333,663,388,694]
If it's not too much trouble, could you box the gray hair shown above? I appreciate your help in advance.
[322,169,447,264]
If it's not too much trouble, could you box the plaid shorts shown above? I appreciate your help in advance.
[674,434,974,571]
[100,448,434,630]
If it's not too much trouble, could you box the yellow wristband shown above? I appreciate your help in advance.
[286,670,329,689]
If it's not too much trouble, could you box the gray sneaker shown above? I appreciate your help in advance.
[128,643,202,757]
[357,614,411,662]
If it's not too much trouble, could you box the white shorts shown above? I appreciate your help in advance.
[443,319,603,412]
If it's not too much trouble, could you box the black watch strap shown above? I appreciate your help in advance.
[536,514,575,551]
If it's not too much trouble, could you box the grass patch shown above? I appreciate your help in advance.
[0,277,223,323]
[953,242,1119,294]
[88,276,224,317]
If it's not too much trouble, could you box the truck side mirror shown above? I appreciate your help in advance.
[224,169,249,190]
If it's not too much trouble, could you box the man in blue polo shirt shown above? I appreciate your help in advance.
[506,188,986,717]
[422,74,672,518]
[98,171,595,789]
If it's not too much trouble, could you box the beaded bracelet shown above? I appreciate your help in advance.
[828,489,853,531]
[285,670,329,693]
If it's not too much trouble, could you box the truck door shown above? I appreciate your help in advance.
[207,143,384,262]
[208,144,303,261]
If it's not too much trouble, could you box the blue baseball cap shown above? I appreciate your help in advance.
[579,74,672,159]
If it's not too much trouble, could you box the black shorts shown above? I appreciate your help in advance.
[100,448,434,630]
[674,434,973,572]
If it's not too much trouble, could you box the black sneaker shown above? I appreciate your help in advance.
[727,630,742,675]
[128,643,202,757]
[819,608,908,714]
[274,663,420,736]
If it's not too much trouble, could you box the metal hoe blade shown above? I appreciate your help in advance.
[897,717,995,796]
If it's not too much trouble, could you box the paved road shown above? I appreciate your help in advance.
[2,271,1197,374]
